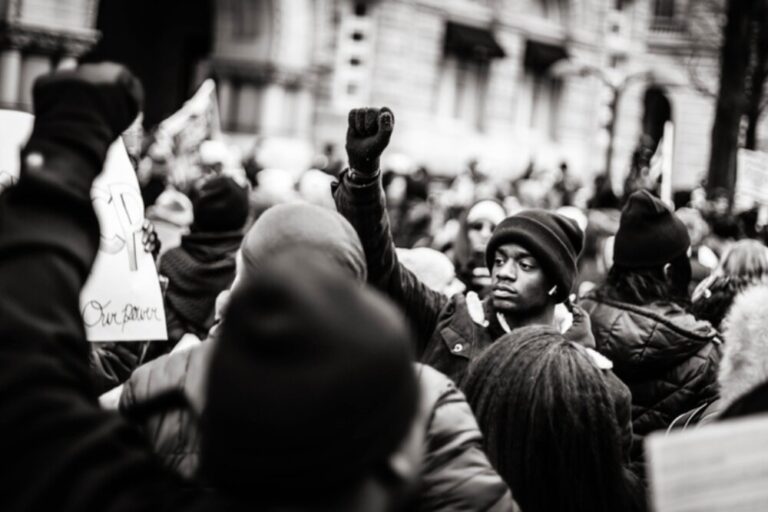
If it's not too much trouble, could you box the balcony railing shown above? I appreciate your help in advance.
[650,15,686,35]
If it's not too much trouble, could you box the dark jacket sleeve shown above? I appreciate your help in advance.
[0,141,202,511]
[332,170,447,352]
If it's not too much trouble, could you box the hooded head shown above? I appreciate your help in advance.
[237,202,366,285]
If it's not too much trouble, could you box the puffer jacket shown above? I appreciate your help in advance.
[120,347,519,511]
[580,293,722,456]
[119,342,213,478]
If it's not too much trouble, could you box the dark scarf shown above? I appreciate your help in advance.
[159,230,243,338]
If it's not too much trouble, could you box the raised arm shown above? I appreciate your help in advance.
[332,108,447,351]
[0,64,202,512]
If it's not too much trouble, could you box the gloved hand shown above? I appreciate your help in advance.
[345,107,394,176]
[25,63,144,182]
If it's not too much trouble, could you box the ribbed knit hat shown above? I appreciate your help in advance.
[191,175,249,232]
[485,210,583,303]
[613,190,690,268]
[200,256,418,504]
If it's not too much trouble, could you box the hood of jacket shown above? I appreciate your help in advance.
[580,293,719,379]
[240,202,366,283]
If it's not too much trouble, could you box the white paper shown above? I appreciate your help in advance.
[0,109,167,342]
[646,413,768,512]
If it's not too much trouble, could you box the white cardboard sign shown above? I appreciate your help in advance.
[646,413,768,512]
[0,109,167,342]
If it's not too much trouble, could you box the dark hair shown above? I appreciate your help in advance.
[465,326,644,512]
[601,254,691,306]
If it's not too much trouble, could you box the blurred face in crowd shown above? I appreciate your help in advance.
[491,243,550,315]
[468,219,497,255]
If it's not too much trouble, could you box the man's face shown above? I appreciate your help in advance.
[490,243,550,314]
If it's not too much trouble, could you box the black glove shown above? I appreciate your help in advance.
[24,63,144,183]
[345,107,394,176]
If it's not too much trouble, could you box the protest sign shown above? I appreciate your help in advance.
[155,79,222,188]
[646,413,768,512]
[0,109,167,342]
[737,149,768,206]
[0,110,33,194]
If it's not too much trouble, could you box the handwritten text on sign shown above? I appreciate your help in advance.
[0,110,167,342]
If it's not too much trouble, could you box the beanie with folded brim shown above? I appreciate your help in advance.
[613,190,690,268]
[485,210,584,303]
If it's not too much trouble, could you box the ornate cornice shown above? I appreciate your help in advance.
[0,21,100,56]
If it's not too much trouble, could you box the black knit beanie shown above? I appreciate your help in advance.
[613,190,690,268]
[200,255,418,504]
[191,175,249,232]
[485,210,583,303]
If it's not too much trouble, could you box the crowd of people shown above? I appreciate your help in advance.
[3,63,768,512]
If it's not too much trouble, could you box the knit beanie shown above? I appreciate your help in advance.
[485,210,584,302]
[191,175,249,232]
[240,202,367,283]
[613,190,690,268]
[200,256,418,503]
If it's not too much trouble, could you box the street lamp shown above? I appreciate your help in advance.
[552,60,650,193]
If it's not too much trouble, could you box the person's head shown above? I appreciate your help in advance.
[464,326,639,512]
[690,240,768,326]
[201,257,419,510]
[718,285,768,408]
[675,207,710,248]
[235,202,366,288]
[607,190,692,304]
[716,239,768,280]
[190,175,249,233]
[465,200,507,256]
[484,210,584,319]
[397,247,466,297]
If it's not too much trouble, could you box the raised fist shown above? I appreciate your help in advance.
[33,62,144,140]
[345,107,394,175]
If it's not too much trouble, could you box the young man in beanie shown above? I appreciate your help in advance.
[580,189,722,464]
[332,107,590,386]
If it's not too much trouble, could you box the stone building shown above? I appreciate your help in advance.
[4,0,764,194]
[0,0,99,110]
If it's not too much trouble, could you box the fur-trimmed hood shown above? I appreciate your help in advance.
[719,284,768,407]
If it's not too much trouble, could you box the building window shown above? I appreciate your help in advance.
[529,74,562,140]
[223,80,264,133]
[521,39,567,141]
[435,56,489,130]
[229,0,261,41]
[653,0,675,18]
[353,2,368,16]
[533,0,566,23]
[651,0,682,31]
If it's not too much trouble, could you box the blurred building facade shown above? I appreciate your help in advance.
[0,0,99,110]
[203,0,742,192]
[4,0,766,194]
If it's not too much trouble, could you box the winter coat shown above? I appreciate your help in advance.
[580,292,722,457]
[121,344,520,511]
[333,170,584,388]
[160,231,242,344]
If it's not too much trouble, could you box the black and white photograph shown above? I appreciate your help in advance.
[0,1,767,511]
